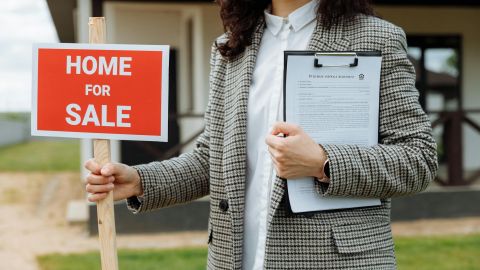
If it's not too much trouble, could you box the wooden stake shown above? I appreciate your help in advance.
[89,17,119,270]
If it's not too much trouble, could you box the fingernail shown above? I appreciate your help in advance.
[109,176,115,182]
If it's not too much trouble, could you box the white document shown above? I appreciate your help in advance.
[284,52,382,213]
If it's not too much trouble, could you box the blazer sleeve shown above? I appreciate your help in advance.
[316,26,438,199]
[126,44,219,213]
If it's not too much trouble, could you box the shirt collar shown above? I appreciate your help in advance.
[264,0,318,36]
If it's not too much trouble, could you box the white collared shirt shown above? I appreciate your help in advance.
[243,1,318,269]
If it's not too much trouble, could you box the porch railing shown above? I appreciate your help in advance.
[430,109,480,186]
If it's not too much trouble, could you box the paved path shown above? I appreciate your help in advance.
[0,173,207,270]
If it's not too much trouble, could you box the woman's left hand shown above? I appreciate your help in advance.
[265,122,327,180]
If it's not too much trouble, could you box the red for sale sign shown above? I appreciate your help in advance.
[31,43,169,141]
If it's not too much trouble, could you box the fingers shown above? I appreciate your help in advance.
[87,192,108,202]
[85,176,115,203]
[100,162,122,177]
[84,159,101,174]
[271,122,301,136]
[268,145,286,164]
[86,183,114,194]
[84,161,124,203]
[267,136,289,178]
[85,159,122,177]
[86,173,114,185]
[265,134,284,149]
[269,150,286,178]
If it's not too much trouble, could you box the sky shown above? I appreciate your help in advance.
[0,0,58,112]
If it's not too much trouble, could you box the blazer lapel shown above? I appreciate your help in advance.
[307,16,351,51]
[267,17,351,224]
[222,19,265,267]
[223,19,264,212]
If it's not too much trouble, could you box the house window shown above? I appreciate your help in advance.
[406,35,462,113]
[406,35,469,185]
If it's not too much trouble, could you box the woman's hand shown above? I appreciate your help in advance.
[265,122,327,180]
[84,160,143,202]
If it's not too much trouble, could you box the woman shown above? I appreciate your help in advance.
[85,0,438,269]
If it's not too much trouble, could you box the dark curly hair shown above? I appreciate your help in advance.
[216,0,374,59]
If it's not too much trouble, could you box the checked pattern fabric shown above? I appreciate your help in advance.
[127,14,438,270]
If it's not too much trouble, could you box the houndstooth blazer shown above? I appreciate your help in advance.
[128,14,438,270]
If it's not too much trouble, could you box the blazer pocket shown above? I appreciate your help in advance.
[332,221,394,254]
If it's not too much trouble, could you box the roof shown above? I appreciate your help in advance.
[46,0,76,43]
[46,0,480,43]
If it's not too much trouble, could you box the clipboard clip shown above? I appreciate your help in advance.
[314,52,358,68]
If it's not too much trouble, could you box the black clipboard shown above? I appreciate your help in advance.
[281,50,382,214]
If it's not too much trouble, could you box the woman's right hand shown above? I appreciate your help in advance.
[84,159,143,202]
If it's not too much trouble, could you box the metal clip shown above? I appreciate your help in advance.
[314,52,359,67]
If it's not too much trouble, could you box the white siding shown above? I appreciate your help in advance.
[376,6,480,170]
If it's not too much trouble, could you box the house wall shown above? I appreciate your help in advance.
[77,2,480,172]
[103,2,223,153]
[376,6,480,170]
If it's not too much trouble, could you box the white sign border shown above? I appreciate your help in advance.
[31,43,170,142]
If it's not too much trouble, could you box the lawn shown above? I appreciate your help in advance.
[38,248,208,270]
[0,140,80,172]
[37,234,480,270]
[395,234,480,270]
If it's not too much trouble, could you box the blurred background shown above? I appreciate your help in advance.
[0,0,479,269]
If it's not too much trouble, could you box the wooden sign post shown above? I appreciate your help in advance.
[89,17,118,270]
[32,17,169,270]
[94,139,117,269]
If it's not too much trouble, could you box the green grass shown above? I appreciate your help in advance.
[38,248,208,270]
[0,112,29,122]
[37,235,480,270]
[395,234,480,270]
[0,140,80,172]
